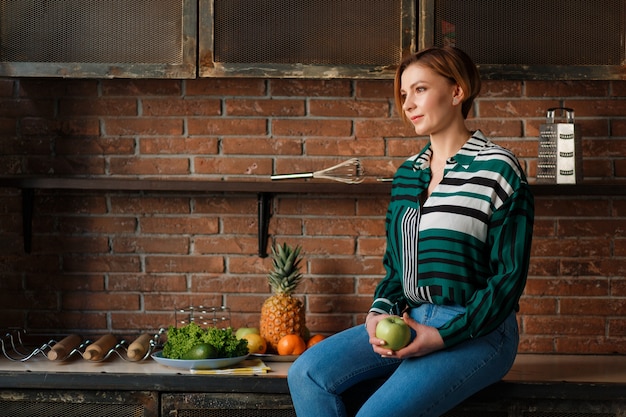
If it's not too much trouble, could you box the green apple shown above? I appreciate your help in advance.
[235,327,260,340]
[375,316,411,351]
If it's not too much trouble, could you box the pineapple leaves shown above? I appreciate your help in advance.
[268,242,303,296]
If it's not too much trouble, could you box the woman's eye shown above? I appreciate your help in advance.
[416,87,426,92]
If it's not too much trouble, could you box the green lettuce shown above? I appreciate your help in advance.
[161,322,248,359]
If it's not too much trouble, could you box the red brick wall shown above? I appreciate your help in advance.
[1,77,625,354]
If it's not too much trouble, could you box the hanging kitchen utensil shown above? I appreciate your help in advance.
[270,158,364,184]
[537,107,582,184]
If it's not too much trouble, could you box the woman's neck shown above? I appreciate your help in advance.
[429,125,472,161]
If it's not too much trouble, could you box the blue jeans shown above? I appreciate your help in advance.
[288,304,519,417]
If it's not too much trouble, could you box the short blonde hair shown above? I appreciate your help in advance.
[394,46,481,122]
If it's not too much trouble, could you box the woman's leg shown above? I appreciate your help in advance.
[355,308,519,417]
[288,323,402,417]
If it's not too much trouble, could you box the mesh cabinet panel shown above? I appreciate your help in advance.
[213,0,402,66]
[433,0,625,66]
[0,0,196,78]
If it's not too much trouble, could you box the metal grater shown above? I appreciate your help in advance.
[537,107,583,184]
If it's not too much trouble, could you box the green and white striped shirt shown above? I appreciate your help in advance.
[371,131,534,347]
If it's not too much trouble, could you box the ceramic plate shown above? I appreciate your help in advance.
[251,353,299,362]
[151,351,249,370]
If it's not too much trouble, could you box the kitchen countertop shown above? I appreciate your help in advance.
[1,353,626,398]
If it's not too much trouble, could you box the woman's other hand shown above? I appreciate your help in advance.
[371,312,445,359]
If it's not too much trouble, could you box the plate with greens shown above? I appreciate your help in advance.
[153,322,250,370]
[151,351,249,370]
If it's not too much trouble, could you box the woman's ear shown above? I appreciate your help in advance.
[452,85,465,105]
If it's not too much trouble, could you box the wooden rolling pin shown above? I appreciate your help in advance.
[126,333,152,361]
[47,334,82,361]
[83,334,117,361]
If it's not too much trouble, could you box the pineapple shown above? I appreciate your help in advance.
[260,242,306,353]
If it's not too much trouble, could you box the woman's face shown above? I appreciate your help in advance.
[400,63,459,136]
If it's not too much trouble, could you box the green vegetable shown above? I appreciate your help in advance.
[181,343,218,360]
[161,322,248,359]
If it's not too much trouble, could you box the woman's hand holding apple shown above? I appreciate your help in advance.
[366,312,445,359]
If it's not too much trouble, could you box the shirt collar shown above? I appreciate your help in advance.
[412,130,488,172]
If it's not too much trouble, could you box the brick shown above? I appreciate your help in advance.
[195,156,273,176]
[194,236,258,254]
[518,297,557,314]
[186,78,266,96]
[524,277,609,297]
[104,118,184,136]
[309,99,389,118]
[188,118,267,136]
[19,79,99,98]
[63,292,140,311]
[305,138,385,156]
[108,274,187,292]
[279,197,356,216]
[192,274,267,293]
[27,155,106,175]
[226,294,268,314]
[110,196,191,214]
[221,137,302,155]
[309,257,385,275]
[523,316,605,336]
[194,196,257,215]
[308,295,371,313]
[140,137,218,155]
[558,218,625,238]
[270,79,351,97]
[58,216,137,234]
[517,335,556,353]
[480,80,523,98]
[357,237,386,256]
[535,198,611,217]
[27,312,108,331]
[33,236,109,254]
[301,276,355,295]
[554,336,626,354]
[140,217,219,234]
[0,98,55,118]
[101,79,182,96]
[143,293,223,312]
[304,314,355,333]
[109,156,190,175]
[145,255,224,274]
[59,98,137,117]
[305,218,385,237]
[111,312,176,331]
[55,137,135,156]
[63,255,142,273]
[21,117,100,136]
[585,138,626,156]
[225,99,306,117]
[0,79,15,97]
[355,80,393,99]
[526,80,610,97]
[113,236,190,254]
[560,298,626,316]
[477,99,560,118]
[273,119,352,137]
[142,98,221,116]
[355,118,413,138]
[530,237,611,258]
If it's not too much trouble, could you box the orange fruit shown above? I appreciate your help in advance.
[242,333,267,354]
[306,334,325,348]
[277,334,307,355]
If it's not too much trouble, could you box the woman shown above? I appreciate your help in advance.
[287,46,534,417]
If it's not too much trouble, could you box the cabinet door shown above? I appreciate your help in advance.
[162,393,296,417]
[0,389,158,417]
[0,0,196,78]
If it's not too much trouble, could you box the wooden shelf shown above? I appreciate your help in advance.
[1,176,624,256]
